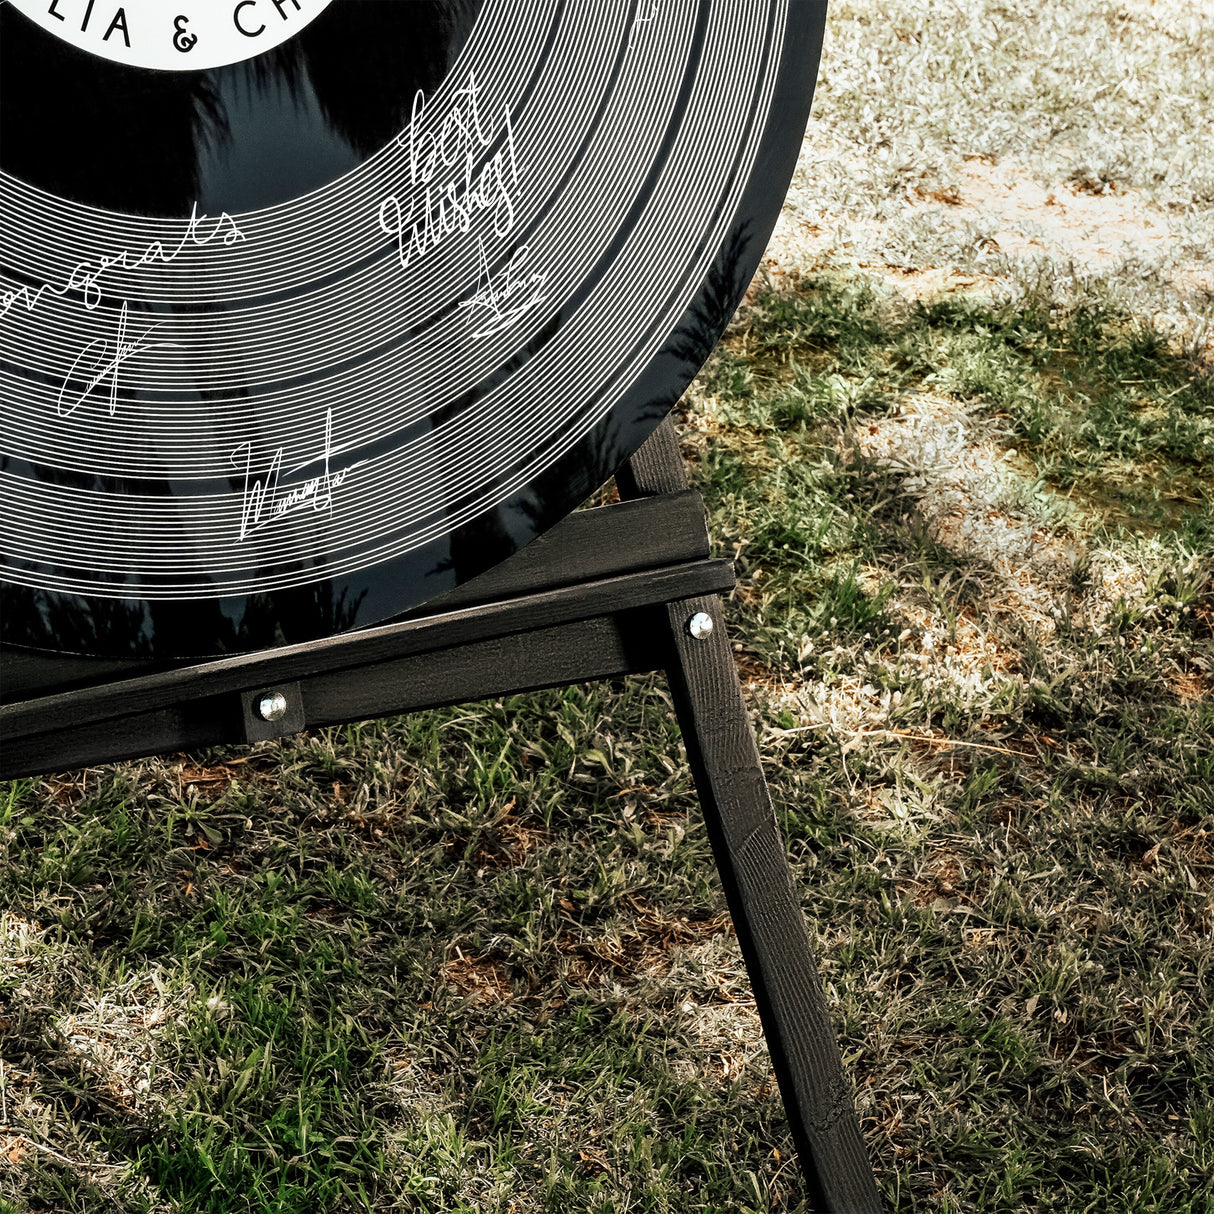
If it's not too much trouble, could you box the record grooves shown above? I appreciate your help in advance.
[0,0,827,660]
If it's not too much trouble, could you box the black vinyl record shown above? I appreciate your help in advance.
[0,0,826,660]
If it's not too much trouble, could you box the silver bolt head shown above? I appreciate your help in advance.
[258,691,288,722]
[687,611,714,639]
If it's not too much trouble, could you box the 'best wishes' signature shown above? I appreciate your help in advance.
[233,408,366,541]
[458,240,546,338]
[377,71,519,274]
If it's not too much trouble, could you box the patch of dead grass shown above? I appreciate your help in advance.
[560,905,734,988]
[439,952,516,1005]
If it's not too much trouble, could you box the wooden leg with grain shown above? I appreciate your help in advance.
[620,421,882,1213]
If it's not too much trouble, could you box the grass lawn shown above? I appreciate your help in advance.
[3,2,1212,1211]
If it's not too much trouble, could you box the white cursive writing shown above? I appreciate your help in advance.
[233,408,366,541]
[1,202,244,321]
[457,240,547,339]
[377,71,519,274]
[55,300,172,418]
[630,2,659,47]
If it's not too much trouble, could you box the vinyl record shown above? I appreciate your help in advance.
[0,0,826,660]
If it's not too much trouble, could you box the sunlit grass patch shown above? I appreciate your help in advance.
[690,270,1211,641]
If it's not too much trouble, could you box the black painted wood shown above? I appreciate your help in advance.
[0,649,156,702]
[408,489,710,615]
[241,681,306,744]
[0,557,731,778]
[1,612,669,778]
[619,421,883,1214]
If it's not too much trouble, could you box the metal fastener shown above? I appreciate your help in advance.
[687,611,714,639]
[257,691,288,722]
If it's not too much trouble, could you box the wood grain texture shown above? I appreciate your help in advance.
[304,609,663,728]
[1,612,666,778]
[1,416,882,1208]
[615,418,688,498]
[617,419,883,1212]
[406,490,710,615]
[2,559,733,748]
[1,695,242,780]
[0,649,158,703]
[663,594,881,1213]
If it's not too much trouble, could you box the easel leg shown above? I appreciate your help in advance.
[662,593,880,1212]
[618,423,882,1213]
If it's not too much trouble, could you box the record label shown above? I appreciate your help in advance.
[8,0,336,71]
[0,0,827,661]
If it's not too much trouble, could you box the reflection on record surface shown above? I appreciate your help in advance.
[0,0,827,660]
[0,1,483,214]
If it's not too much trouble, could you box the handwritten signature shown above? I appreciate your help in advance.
[55,300,172,419]
[233,408,366,541]
[629,2,659,47]
[1,203,244,322]
[458,240,546,338]
[377,71,520,273]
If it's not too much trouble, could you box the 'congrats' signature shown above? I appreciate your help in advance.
[2,203,244,322]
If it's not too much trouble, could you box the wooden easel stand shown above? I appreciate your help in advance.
[0,421,882,1212]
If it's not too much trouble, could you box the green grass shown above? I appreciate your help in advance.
[681,261,1213,1209]
[2,692,801,1213]
[4,1,1214,1210]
